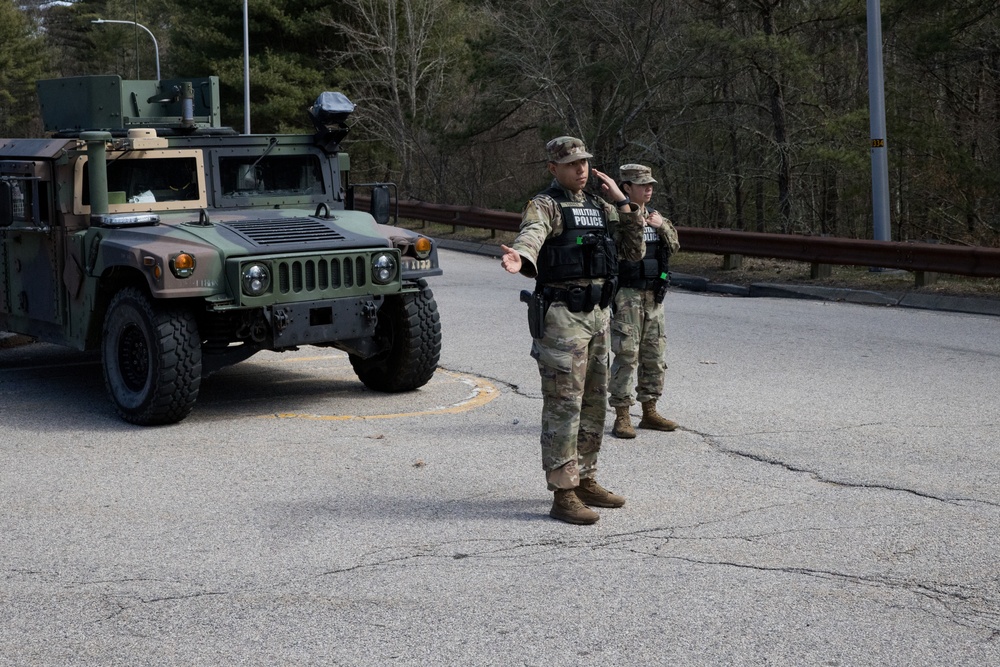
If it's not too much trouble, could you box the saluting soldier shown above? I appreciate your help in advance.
[500,137,644,525]
[609,163,681,438]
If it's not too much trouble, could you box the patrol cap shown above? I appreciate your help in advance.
[546,136,593,164]
[619,163,657,184]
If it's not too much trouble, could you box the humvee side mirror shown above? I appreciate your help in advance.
[370,185,391,226]
[0,181,13,228]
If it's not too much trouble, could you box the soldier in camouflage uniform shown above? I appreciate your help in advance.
[609,164,681,438]
[500,137,644,525]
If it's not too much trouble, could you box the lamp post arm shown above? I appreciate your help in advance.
[91,19,161,81]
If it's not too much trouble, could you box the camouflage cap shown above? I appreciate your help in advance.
[546,136,593,164]
[619,163,657,185]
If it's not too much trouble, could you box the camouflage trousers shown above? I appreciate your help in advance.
[608,287,666,407]
[530,301,611,490]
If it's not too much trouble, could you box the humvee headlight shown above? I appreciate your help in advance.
[242,263,271,296]
[170,252,197,279]
[93,213,161,228]
[371,253,397,285]
[414,236,432,260]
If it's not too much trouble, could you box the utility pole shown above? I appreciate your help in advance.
[867,0,891,243]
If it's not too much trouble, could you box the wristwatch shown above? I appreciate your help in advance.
[613,196,630,207]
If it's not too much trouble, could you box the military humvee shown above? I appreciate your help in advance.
[0,75,442,425]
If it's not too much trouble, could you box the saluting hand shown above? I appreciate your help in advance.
[591,169,626,204]
[500,244,522,273]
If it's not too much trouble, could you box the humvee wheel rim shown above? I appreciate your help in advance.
[118,323,151,392]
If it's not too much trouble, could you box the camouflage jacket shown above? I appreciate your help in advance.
[640,203,681,255]
[512,180,644,280]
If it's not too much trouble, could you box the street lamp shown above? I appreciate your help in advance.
[91,18,161,81]
[243,0,251,134]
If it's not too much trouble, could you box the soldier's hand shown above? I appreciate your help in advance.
[591,169,626,204]
[500,244,522,273]
[647,210,664,228]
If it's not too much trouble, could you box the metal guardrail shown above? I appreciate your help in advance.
[355,196,1000,279]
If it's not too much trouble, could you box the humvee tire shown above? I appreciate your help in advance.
[350,279,441,392]
[101,287,202,425]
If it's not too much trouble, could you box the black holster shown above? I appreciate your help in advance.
[520,289,548,339]
[652,245,671,304]
[600,277,618,309]
[653,277,669,304]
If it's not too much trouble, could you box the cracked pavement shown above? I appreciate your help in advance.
[1,248,998,666]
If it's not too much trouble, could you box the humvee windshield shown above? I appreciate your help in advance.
[219,155,325,198]
[82,156,200,204]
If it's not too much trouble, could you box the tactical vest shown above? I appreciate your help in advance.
[534,186,618,284]
[619,208,668,288]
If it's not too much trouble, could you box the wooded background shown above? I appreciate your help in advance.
[3,0,999,247]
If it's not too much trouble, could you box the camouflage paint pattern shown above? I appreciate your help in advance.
[1,103,440,352]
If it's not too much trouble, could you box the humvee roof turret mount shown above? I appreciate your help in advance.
[0,74,442,425]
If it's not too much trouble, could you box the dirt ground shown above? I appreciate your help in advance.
[400,219,1000,303]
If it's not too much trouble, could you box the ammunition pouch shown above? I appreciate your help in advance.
[539,278,617,314]
[541,284,598,313]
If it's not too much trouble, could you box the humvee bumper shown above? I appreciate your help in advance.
[267,295,381,347]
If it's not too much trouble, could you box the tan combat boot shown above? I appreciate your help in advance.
[550,488,600,525]
[575,478,626,508]
[611,405,636,439]
[638,401,678,431]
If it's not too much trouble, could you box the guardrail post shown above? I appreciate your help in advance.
[811,262,832,279]
[915,270,938,287]
[722,254,743,270]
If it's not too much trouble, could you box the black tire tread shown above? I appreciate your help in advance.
[350,280,442,392]
[102,287,202,425]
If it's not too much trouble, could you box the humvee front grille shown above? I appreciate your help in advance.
[276,255,368,294]
[224,218,345,245]
[226,250,401,309]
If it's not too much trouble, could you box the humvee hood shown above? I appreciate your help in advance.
[161,209,390,255]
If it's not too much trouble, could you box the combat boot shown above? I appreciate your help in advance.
[638,401,678,431]
[550,489,600,525]
[612,406,636,439]
[575,478,626,508]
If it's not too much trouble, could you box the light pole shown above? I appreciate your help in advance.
[243,0,251,134]
[91,18,161,81]
[866,0,890,244]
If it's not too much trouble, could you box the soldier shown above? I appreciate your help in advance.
[500,137,644,525]
[609,163,681,438]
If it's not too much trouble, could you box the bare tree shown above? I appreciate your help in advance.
[322,0,471,198]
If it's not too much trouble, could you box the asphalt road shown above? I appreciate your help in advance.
[2,248,998,666]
